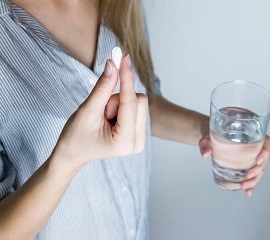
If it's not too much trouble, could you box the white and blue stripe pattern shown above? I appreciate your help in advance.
[0,0,152,239]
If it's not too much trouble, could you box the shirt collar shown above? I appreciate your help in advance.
[0,0,122,88]
[0,0,11,16]
[8,1,67,52]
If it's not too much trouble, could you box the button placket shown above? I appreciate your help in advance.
[108,160,137,240]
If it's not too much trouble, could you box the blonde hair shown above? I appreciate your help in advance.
[100,0,154,93]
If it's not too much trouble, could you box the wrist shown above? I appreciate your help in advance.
[48,147,85,177]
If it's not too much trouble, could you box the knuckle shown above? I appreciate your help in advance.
[121,94,138,105]
[131,97,138,105]
[93,83,108,95]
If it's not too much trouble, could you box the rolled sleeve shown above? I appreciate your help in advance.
[0,144,16,199]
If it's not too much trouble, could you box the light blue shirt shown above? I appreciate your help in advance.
[0,0,157,239]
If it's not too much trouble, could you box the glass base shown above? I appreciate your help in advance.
[212,160,248,191]
[213,175,242,191]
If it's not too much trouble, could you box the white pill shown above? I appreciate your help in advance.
[112,46,123,70]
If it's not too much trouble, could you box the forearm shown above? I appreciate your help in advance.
[0,153,82,240]
[149,95,209,145]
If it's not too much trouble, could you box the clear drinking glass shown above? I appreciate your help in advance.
[210,80,270,190]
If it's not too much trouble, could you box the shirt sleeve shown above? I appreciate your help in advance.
[0,143,16,199]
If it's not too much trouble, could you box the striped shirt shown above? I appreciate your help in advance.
[0,0,155,239]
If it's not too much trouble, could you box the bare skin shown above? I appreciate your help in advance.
[0,2,148,239]
[0,0,268,238]
[150,95,270,196]
[0,54,147,239]
[11,0,100,68]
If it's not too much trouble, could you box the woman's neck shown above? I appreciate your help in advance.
[11,0,101,68]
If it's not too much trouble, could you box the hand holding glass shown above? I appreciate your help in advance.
[210,80,270,190]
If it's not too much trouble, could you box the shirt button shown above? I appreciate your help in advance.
[122,185,128,192]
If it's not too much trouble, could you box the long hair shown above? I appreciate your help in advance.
[100,0,154,93]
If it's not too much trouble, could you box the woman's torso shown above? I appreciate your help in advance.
[0,1,152,239]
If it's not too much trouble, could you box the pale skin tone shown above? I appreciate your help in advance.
[0,0,269,238]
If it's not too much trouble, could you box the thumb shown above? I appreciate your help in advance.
[84,60,118,113]
[199,136,212,158]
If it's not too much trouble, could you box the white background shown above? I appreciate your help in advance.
[144,0,270,239]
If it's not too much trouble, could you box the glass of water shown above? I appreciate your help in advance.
[210,80,270,190]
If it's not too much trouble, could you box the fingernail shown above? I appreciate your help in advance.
[104,60,112,77]
[202,153,208,158]
[247,190,253,197]
[126,54,132,68]
[257,157,265,165]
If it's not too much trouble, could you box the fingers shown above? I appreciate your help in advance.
[240,144,270,196]
[242,163,264,189]
[199,135,211,158]
[242,168,264,194]
[119,55,136,103]
[108,54,148,155]
[240,138,270,196]
[106,92,148,154]
[85,53,147,156]
[115,55,137,139]
[245,188,253,197]
[246,164,264,180]
[134,94,148,153]
[105,94,119,121]
[83,60,118,115]
[242,172,264,197]
[256,145,270,168]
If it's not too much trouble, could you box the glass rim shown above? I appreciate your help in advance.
[210,80,270,120]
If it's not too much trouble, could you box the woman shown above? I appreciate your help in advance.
[0,0,268,239]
